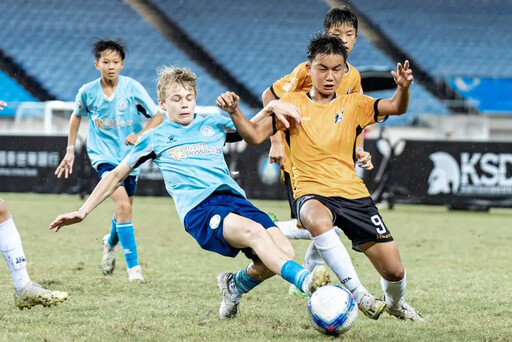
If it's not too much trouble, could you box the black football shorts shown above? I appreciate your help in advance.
[295,194,394,251]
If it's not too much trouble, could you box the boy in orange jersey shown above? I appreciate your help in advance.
[262,7,374,302]
[218,34,424,322]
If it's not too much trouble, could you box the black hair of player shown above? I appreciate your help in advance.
[307,33,348,63]
[323,7,358,33]
[91,39,127,61]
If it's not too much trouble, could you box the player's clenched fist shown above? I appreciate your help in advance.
[266,100,302,129]
[216,91,240,114]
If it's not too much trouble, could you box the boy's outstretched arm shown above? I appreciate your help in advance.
[217,91,301,145]
[125,111,164,145]
[49,162,134,232]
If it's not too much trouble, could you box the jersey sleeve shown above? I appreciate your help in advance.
[214,113,236,132]
[131,80,159,118]
[353,94,387,128]
[74,87,88,116]
[352,69,363,94]
[270,62,311,99]
[124,129,157,169]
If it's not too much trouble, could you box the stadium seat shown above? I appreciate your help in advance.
[0,70,38,117]
[0,0,231,108]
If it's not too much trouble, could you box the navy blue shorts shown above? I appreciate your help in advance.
[184,191,276,258]
[96,163,138,197]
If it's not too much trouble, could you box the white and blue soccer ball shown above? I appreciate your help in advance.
[308,284,358,336]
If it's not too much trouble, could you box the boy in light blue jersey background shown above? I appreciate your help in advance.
[55,39,163,281]
[50,66,331,320]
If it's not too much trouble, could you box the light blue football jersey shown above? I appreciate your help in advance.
[124,114,245,225]
[74,75,159,175]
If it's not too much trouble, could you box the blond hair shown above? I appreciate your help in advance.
[156,66,197,100]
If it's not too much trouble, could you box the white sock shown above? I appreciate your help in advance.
[303,226,343,272]
[381,271,406,308]
[312,228,361,292]
[303,241,324,272]
[276,219,312,240]
[0,217,31,291]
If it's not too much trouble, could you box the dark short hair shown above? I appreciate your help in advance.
[307,33,348,63]
[91,39,127,61]
[323,6,358,33]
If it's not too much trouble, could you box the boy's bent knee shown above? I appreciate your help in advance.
[382,265,405,282]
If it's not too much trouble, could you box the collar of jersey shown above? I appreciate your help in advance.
[165,113,198,128]
[305,92,337,105]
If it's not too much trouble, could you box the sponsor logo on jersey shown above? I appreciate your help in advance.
[94,118,133,129]
[209,214,221,229]
[76,99,82,109]
[201,125,215,137]
[117,99,128,111]
[428,151,512,195]
[166,142,221,161]
[168,135,176,143]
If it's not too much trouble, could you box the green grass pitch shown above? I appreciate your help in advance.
[0,193,511,341]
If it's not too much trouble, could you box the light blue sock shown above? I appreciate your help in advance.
[280,260,310,292]
[116,222,138,269]
[108,215,119,247]
[233,266,262,294]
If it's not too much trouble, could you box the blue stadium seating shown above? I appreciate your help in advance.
[151,0,450,124]
[0,70,38,117]
[349,0,512,78]
[0,0,231,108]
[0,0,455,123]
[151,0,329,96]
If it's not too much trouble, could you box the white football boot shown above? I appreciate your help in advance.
[303,265,330,296]
[101,234,116,275]
[127,265,144,282]
[386,299,425,322]
[356,292,386,320]
[217,272,242,319]
[15,282,68,310]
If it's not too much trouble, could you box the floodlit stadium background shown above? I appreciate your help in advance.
[1,0,511,209]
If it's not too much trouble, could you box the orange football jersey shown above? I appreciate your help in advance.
[270,62,362,178]
[280,91,384,200]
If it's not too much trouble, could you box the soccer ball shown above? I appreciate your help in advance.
[308,284,358,335]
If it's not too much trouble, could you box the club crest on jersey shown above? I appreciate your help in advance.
[117,99,128,111]
[201,125,214,137]
[334,109,344,125]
